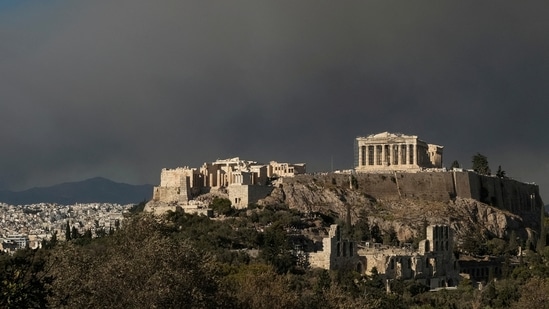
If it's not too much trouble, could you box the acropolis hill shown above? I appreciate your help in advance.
[146,132,544,240]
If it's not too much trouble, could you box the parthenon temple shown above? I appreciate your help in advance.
[354,132,443,172]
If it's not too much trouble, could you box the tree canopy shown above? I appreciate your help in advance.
[472,152,491,175]
[5,199,549,308]
[496,165,507,178]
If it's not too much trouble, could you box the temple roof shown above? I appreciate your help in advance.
[358,132,417,139]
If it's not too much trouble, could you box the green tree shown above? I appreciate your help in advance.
[74,229,93,246]
[42,231,58,250]
[486,238,508,255]
[496,165,507,178]
[352,217,371,242]
[367,267,383,289]
[371,224,382,243]
[70,226,81,240]
[460,228,487,255]
[450,160,460,169]
[95,228,107,238]
[492,278,520,307]
[383,226,398,246]
[508,230,519,254]
[350,175,358,189]
[259,223,296,274]
[472,152,491,175]
[0,249,53,308]
[211,197,233,216]
[48,214,234,308]
[65,221,71,241]
[511,277,549,308]
[314,269,331,295]
[226,264,299,309]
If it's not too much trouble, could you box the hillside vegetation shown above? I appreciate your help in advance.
[3,200,549,308]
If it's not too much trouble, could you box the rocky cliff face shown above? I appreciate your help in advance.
[258,174,539,242]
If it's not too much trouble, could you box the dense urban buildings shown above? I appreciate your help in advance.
[0,202,132,253]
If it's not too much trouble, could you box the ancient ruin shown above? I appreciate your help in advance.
[309,224,460,289]
[146,157,305,214]
[354,132,443,172]
[309,225,362,272]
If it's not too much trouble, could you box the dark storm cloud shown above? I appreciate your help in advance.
[1,1,548,199]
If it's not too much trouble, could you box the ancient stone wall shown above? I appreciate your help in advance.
[227,185,274,209]
[359,225,459,289]
[309,225,364,271]
[153,185,189,203]
[396,172,454,200]
[289,171,543,217]
[152,168,191,203]
[452,172,543,214]
[160,168,189,187]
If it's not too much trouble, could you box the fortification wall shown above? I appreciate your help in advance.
[396,172,455,200]
[153,186,189,203]
[452,172,542,213]
[160,168,188,187]
[290,172,543,214]
[345,173,455,202]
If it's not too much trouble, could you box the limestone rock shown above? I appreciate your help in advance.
[257,175,535,243]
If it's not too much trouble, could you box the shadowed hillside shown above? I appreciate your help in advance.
[259,173,544,242]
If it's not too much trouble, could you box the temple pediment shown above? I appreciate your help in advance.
[364,132,417,139]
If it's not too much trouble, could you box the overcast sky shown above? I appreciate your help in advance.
[1,1,548,200]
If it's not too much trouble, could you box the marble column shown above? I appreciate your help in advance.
[413,143,418,165]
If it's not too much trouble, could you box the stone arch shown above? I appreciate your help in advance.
[424,239,430,252]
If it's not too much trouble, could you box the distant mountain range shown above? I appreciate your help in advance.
[0,177,153,205]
